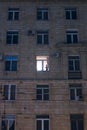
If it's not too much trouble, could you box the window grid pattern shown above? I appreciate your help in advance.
[66,31,78,44]
[2,115,15,130]
[65,8,77,19]
[69,84,83,101]
[8,8,19,20]
[36,115,49,130]
[6,31,18,44]
[36,85,49,101]
[37,31,49,45]
[70,114,84,130]
[68,56,80,72]
[5,55,18,71]
[36,56,49,71]
[3,85,16,101]
[37,8,48,20]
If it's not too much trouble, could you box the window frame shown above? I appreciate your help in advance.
[65,8,77,20]
[36,85,49,101]
[37,8,48,20]
[6,30,19,44]
[36,115,50,130]
[36,56,49,71]
[1,115,16,130]
[8,8,19,21]
[37,31,49,45]
[69,84,83,101]
[3,84,16,101]
[5,55,18,71]
[68,56,81,72]
[70,114,84,130]
[66,30,78,44]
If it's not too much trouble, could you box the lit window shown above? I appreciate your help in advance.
[8,8,19,20]
[70,114,84,130]
[37,8,48,20]
[69,84,83,101]
[5,55,18,71]
[36,56,49,71]
[3,85,16,100]
[65,8,77,19]
[37,31,49,45]
[36,85,49,101]
[66,31,78,44]
[1,115,15,130]
[68,56,80,71]
[36,115,49,130]
[6,31,18,44]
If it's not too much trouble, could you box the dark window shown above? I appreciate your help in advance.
[37,31,49,45]
[65,8,77,19]
[3,85,16,100]
[8,8,19,20]
[37,8,48,20]
[5,55,18,71]
[69,84,83,101]
[66,31,78,44]
[36,115,49,130]
[6,31,18,44]
[70,114,84,130]
[68,56,80,71]
[36,85,49,100]
[1,115,15,130]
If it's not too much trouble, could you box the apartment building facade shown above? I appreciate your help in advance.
[0,0,87,130]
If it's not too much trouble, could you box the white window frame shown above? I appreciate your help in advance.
[36,56,49,71]
[37,8,48,20]
[5,55,18,71]
[37,85,49,101]
[66,30,78,43]
[65,8,77,19]
[8,8,19,20]
[70,86,82,101]
[68,56,80,72]
[2,115,15,130]
[37,31,49,45]
[6,30,18,44]
[36,116,50,130]
[3,84,16,101]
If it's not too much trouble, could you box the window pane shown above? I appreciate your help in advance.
[37,35,42,44]
[4,85,9,100]
[77,88,82,96]
[37,120,42,130]
[71,120,77,130]
[11,85,16,100]
[37,11,42,20]
[70,89,75,100]
[67,34,72,43]
[8,12,13,20]
[12,61,17,71]
[78,120,84,130]
[14,12,19,20]
[37,61,42,71]
[66,11,70,19]
[75,60,80,71]
[13,35,18,44]
[6,35,12,44]
[44,34,48,44]
[68,61,74,71]
[1,120,7,130]
[73,34,78,43]
[72,11,77,19]
[5,61,11,71]
[44,120,49,130]
[9,120,15,130]
[44,12,48,20]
